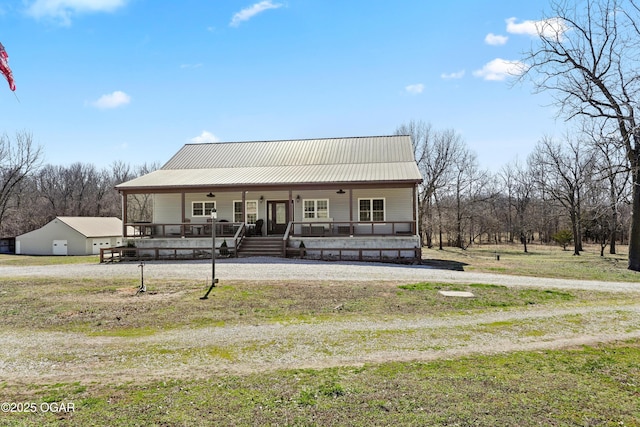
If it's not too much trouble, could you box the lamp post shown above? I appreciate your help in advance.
[200,208,218,299]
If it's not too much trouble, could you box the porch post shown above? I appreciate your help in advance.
[121,191,128,238]
[349,188,354,235]
[289,189,293,221]
[413,184,419,235]
[242,190,246,223]
[181,192,186,237]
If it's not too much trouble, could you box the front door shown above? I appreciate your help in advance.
[267,200,289,235]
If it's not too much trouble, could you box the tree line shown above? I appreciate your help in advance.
[0,131,157,237]
[0,124,632,259]
[397,120,631,257]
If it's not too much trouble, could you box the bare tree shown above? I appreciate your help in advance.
[583,121,631,254]
[0,132,43,236]
[395,121,464,248]
[531,135,596,255]
[520,0,640,269]
[502,159,536,252]
[34,163,105,217]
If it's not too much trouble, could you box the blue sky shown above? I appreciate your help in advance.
[0,0,566,171]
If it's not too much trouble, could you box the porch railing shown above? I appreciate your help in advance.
[287,220,416,237]
[282,220,418,258]
[103,222,247,262]
[125,221,245,239]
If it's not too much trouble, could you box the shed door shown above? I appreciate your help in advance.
[52,240,68,256]
[92,239,111,255]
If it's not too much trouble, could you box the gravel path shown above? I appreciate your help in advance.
[3,256,640,292]
[2,258,640,385]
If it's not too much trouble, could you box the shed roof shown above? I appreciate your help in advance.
[117,135,422,191]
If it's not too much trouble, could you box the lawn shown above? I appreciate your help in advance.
[422,243,640,282]
[3,342,639,426]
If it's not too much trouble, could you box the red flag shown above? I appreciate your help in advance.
[0,42,16,91]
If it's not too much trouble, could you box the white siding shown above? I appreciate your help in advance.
[154,194,182,222]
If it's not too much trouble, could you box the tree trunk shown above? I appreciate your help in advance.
[571,211,580,256]
[609,186,617,254]
[628,166,640,270]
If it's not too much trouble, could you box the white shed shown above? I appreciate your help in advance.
[16,217,125,256]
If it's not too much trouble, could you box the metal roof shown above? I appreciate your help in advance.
[117,135,422,190]
[56,217,123,237]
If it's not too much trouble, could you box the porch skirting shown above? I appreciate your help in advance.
[286,236,421,263]
[100,235,421,263]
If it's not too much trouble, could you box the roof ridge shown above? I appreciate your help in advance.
[182,134,408,146]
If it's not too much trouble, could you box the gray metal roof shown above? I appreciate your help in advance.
[117,135,422,190]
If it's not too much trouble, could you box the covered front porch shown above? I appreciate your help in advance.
[112,184,421,263]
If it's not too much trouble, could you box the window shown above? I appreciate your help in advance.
[303,199,329,219]
[192,201,216,217]
[359,198,385,222]
[234,200,258,224]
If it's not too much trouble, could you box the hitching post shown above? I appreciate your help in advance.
[200,208,218,299]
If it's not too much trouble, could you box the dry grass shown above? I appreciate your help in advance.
[1,250,640,425]
[422,243,640,282]
[0,276,626,335]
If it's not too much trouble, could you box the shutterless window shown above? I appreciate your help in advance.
[234,200,258,224]
[192,201,216,217]
[303,199,329,219]
[359,198,385,221]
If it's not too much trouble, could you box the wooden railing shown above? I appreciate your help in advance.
[282,220,419,262]
[287,220,415,237]
[126,221,245,238]
[103,222,247,262]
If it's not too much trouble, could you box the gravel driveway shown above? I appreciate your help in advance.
[2,257,640,384]
[3,256,640,292]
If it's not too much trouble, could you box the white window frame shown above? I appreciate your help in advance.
[233,200,258,224]
[358,198,385,222]
[303,199,329,219]
[192,201,216,217]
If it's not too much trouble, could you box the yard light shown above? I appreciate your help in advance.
[201,208,218,299]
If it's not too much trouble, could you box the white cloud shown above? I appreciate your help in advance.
[26,0,128,26]
[506,17,568,40]
[441,70,465,80]
[485,33,508,45]
[180,63,203,69]
[230,1,283,27]
[404,83,424,95]
[91,90,131,109]
[473,58,528,81]
[190,131,220,144]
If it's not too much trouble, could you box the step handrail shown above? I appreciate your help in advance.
[282,221,293,254]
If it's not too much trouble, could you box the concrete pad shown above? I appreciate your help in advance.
[438,290,475,298]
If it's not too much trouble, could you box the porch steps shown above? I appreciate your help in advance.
[237,236,284,257]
